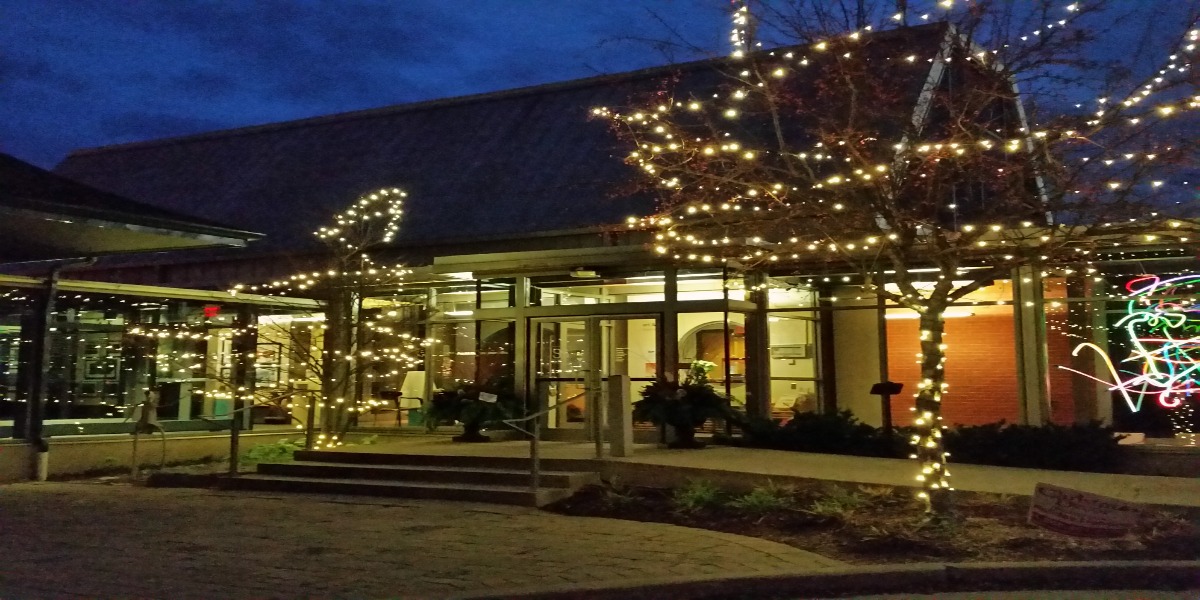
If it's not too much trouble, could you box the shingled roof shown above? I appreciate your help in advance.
[54,24,950,258]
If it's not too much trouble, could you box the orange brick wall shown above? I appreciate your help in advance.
[885,310,1021,426]
[883,307,1080,427]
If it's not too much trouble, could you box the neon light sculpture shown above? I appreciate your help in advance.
[1063,274,1200,412]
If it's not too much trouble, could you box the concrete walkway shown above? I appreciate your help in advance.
[332,437,1200,508]
[0,482,843,599]
[832,593,1197,600]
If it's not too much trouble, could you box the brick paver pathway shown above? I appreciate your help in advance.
[0,482,842,599]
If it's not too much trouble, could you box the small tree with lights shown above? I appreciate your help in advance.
[595,0,1200,515]
[233,187,426,446]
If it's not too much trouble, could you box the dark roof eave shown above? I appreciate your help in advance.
[0,195,263,242]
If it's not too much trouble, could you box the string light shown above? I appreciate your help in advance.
[1062,275,1200,413]
[592,1,1200,513]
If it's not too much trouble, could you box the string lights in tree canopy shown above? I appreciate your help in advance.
[593,0,1200,514]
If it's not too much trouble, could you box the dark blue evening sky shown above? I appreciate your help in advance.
[2,0,731,168]
[1,0,1188,169]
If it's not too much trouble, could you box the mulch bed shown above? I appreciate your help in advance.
[545,480,1200,564]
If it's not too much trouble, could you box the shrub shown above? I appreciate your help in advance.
[598,477,638,509]
[742,410,907,458]
[672,479,724,512]
[739,411,1124,473]
[943,420,1125,473]
[424,379,520,438]
[728,481,796,513]
[241,438,304,465]
[807,485,866,520]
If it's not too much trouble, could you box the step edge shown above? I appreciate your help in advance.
[234,474,574,493]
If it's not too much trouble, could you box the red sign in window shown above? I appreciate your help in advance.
[202,305,221,319]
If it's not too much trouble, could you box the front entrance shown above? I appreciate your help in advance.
[531,316,657,439]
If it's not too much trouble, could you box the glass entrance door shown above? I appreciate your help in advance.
[531,316,658,437]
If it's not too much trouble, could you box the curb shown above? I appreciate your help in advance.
[447,560,1200,599]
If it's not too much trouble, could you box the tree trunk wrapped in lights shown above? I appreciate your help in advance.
[593,1,1200,515]
[914,305,951,512]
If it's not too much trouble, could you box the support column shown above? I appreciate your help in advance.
[819,299,839,415]
[588,318,604,457]
[1013,265,1050,425]
[513,276,530,414]
[744,271,770,419]
[1067,277,1097,424]
[1089,277,1112,424]
[229,305,257,473]
[660,267,679,382]
[16,271,60,444]
[607,374,633,456]
[876,292,893,433]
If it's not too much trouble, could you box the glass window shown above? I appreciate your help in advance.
[678,312,746,403]
[531,272,666,305]
[1048,272,1200,441]
[768,277,818,308]
[768,313,820,418]
[677,269,746,301]
[478,278,515,309]
[426,320,514,391]
[431,283,477,315]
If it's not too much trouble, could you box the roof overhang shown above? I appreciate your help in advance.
[0,202,257,262]
[1,152,261,263]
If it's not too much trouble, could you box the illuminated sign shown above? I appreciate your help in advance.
[1064,275,1200,412]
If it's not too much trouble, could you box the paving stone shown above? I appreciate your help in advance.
[0,481,843,599]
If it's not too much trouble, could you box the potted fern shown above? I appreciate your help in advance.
[424,380,517,442]
[633,361,737,449]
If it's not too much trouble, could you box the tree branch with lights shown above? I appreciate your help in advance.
[232,187,428,446]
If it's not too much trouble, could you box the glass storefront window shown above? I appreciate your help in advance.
[531,272,666,305]
[532,317,657,430]
[678,312,746,403]
[478,278,515,309]
[255,311,325,425]
[677,269,746,301]
[768,312,820,418]
[426,320,513,391]
[1047,272,1200,440]
[768,278,818,308]
[431,283,477,315]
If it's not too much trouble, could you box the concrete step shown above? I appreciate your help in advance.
[224,474,572,507]
[292,449,599,472]
[258,461,597,488]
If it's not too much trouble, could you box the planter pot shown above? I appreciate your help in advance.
[453,423,492,443]
[666,424,706,449]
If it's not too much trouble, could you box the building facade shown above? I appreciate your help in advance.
[18,31,1196,443]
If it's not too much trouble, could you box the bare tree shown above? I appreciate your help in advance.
[232,187,425,445]
[594,0,1200,515]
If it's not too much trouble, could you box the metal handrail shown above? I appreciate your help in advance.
[500,394,583,433]
[501,391,588,497]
